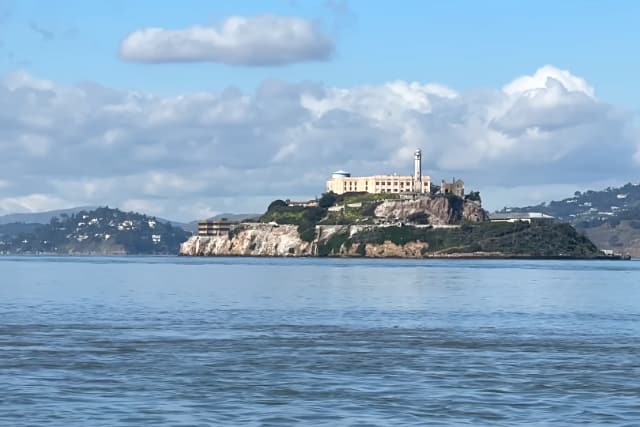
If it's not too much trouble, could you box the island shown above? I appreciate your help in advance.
[180,192,603,259]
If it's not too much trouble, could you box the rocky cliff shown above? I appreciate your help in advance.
[179,223,427,258]
[180,224,314,257]
[373,197,486,224]
[180,221,601,259]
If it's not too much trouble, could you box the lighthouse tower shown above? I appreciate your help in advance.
[413,149,423,193]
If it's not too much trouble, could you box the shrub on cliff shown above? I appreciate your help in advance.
[267,199,288,211]
[317,232,350,256]
[465,191,482,204]
[318,192,338,208]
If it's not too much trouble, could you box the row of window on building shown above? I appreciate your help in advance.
[342,181,414,187]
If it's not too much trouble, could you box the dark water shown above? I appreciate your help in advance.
[1,257,639,426]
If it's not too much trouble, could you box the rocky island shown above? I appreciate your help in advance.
[180,192,601,259]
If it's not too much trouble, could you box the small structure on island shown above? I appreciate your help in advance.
[489,212,554,224]
[287,199,319,208]
[326,149,431,195]
[197,219,239,236]
[441,178,465,198]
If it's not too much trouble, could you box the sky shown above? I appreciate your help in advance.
[0,0,639,221]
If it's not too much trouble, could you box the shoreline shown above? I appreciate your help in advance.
[1,252,633,261]
[178,254,632,261]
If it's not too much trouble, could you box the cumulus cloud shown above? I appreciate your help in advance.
[119,15,334,66]
[0,65,638,220]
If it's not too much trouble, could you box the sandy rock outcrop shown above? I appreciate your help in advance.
[341,241,426,258]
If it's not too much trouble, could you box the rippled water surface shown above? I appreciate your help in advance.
[1,256,640,426]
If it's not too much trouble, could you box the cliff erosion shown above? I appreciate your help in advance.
[181,223,314,257]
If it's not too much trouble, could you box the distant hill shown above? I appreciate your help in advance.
[0,222,41,238]
[501,182,640,257]
[498,183,640,221]
[0,207,191,255]
[0,207,96,225]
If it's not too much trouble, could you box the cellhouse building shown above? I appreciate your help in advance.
[326,149,432,195]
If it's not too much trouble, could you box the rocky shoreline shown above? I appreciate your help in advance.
[179,222,617,260]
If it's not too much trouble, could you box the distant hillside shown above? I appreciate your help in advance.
[0,207,96,225]
[0,222,41,238]
[0,207,191,255]
[499,183,640,221]
[501,182,640,256]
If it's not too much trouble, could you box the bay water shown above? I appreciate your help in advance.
[1,257,639,426]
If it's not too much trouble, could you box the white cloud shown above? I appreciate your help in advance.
[503,64,595,97]
[119,15,334,66]
[0,65,638,219]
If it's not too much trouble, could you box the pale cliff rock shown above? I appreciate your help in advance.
[344,241,426,258]
[463,201,486,223]
[180,224,313,257]
[181,224,438,258]
[374,197,486,224]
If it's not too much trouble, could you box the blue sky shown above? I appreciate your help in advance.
[3,0,639,107]
[0,0,639,219]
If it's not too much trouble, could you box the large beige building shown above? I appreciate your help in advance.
[326,149,431,195]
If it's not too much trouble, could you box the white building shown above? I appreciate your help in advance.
[489,212,554,223]
[326,149,431,195]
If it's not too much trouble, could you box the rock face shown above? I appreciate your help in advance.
[374,197,486,224]
[180,224,314,257]
[180,224,428,258]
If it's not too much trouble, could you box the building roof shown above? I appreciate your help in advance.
[489,212,554,220]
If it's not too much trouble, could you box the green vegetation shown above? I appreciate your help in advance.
[318,192,337,208]
[260,200,327,242]
[261,191,400,240]
[317,232,350,257]
[316,222,600,258]
[334,191,400,205]
[465,191,482,203]
[258,193,599,258]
